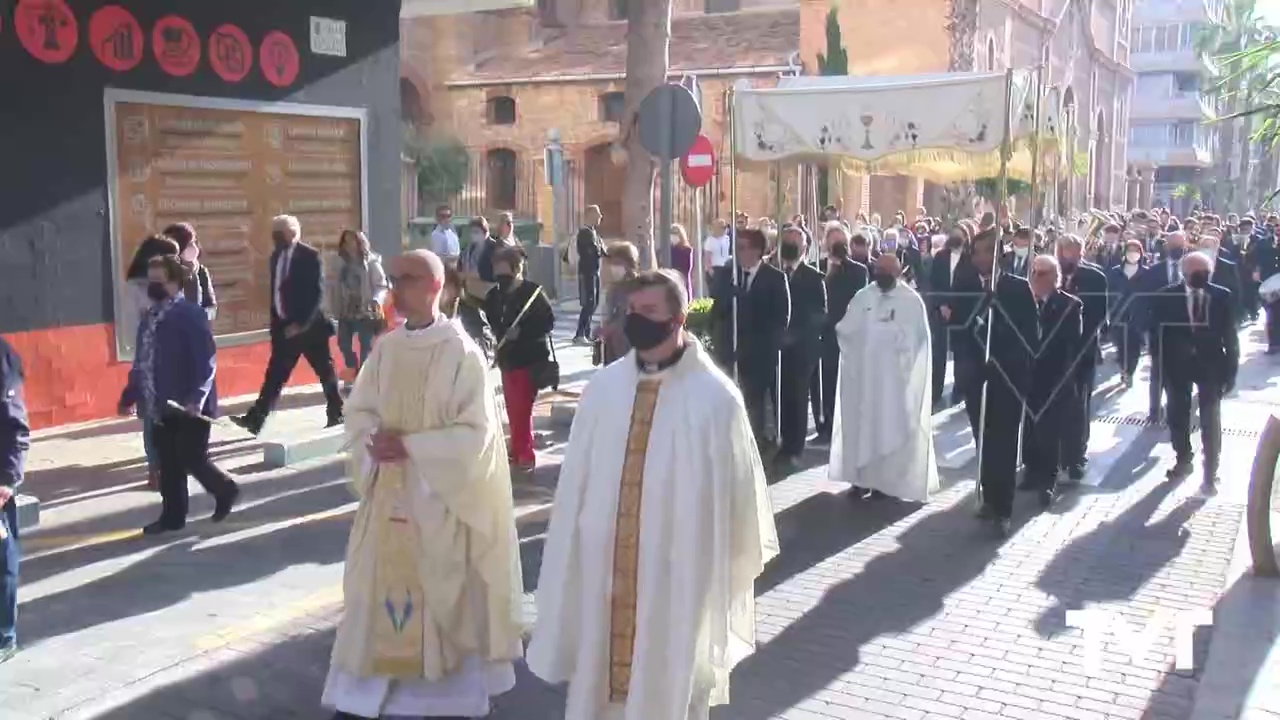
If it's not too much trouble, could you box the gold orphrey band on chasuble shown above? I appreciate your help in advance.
[608,378,664,702]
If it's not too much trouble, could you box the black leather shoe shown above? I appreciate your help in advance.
[975,503,995,520]
[212,484,240,523]
[1166,461,1194,481]
[1066,466,1085,482]
[993,517,1012,538]
[325,414,344,429]
[143,520,185,536]
[229,414,262,436]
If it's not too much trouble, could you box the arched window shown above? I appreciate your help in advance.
[599,92,625,123]
[987,38,997,71]
[487,96,516,125]
[401,78,426,127]
[486,148,518,211]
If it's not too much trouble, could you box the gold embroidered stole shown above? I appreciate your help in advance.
[608,378,663,702]
[367,463,428,678]
[365,343,429,679]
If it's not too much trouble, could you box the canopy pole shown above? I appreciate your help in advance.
[728,86,739,384]
[975,66,1017,511]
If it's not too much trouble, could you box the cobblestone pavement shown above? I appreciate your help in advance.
[2,323,1277,720]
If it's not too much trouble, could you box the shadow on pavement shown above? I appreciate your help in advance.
[18,483,350,648]
[719,495,1008,720]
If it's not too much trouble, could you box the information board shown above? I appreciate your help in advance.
[108,93,364,356]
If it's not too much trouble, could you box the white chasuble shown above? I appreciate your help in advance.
[323,320,525,718]
[528,340,780,720]
[829,283,939,502]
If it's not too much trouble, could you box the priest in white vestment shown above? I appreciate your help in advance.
[830,251,939,503]
[528,270,780,720]
[322,251,525,720]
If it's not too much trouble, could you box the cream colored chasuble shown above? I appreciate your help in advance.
[322,320,524,718]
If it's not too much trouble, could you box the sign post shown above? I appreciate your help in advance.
[637,84,701,270]
[681,134,715,298]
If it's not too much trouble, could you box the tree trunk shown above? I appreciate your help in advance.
[620,0,672,270]
[943,0,981,224]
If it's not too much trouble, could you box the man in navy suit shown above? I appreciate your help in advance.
[1138,230,1190,423]
[1151,251,1239,488]
[0,337,29,664]
[232,215,344,435]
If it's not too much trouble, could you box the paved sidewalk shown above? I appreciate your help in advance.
[2,323,1277,720]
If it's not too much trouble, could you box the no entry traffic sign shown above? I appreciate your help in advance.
[680,134,715,188]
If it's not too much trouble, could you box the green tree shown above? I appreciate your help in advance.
[403,125,470,209]
[816,8,847,208]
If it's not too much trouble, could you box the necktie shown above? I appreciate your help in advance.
[1036,299,1045,340]
[1171,261,1180,284]
[1194,291,1206,325]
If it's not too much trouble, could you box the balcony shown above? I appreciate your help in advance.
[1128,144,1214,168]
[1131,50,1215,75]
[1130,92,1216,121]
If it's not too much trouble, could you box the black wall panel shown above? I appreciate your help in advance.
[0,0,402,334]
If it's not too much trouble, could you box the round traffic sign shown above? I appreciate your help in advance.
[637,84,701,161]
[680,134,715,188]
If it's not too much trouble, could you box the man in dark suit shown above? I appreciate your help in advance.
[712,228,791,445]
[1138,230,1190,423]
[1022,255,1082,508]
[958,227,1038,537]
[776,225,827,470]
[232,215,344,435]
[1197,230,1242,324]
[571,205,605,344]
[1001,227,1035,279]
[1252,223,1280,354]
[0,337,29,665]
[1056,234,1108,483]
[927,228,972,408]
[812,229,868,442]
[889,227,924,289]
[1152,251,1239,487]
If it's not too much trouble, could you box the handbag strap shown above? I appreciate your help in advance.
[494,285,544,353]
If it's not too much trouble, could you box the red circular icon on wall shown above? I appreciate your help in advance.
[152,15,201,77]
[259,31,300,88]
[15,0,79,65]
[89,6,144,72]
[209,24,252,83]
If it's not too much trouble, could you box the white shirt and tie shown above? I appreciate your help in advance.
[274,244,294,320]
[1187,286,1208,326]
[1166,258,1182,286]
[739,260,762,291]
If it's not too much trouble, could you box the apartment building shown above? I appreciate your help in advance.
[1127,0,1226,213]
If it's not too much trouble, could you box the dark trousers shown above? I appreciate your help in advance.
[780,345,819,456]
[1243,280,1260,319]
[810,338,839,437]
[740,359,778,445]
[0,497,17,649]
[1166,376,1223,475]
[1062,363,1097,470]
[336,318,379,373]
[1147,332,1166,417]
[248,321,343,425]
[1024,390,1074,489]
[575,270,600,339]
[1268,300,1280,349]
[966,376,1023,519]
[154,413,237,526]
[1113,323,1144,377]
[930,316,949,404]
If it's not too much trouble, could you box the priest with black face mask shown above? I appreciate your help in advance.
[775,225,827,472]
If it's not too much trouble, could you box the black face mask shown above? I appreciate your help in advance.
[852,245,868,259]
[1060,259,1078,275]
[623,313,675,351]
[272,231,290,249]
[495,274,515,290]
[875,273,897,291]
[1167,247,1185,260]
[1186,270,1210,289]
[146,282,170,302]
[779,243,801,262]
[947,236,964,249]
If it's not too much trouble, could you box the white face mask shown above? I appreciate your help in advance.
[1126,251,1141,264]
[1013,246,1029,258]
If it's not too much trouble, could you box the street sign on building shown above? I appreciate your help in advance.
[681,134,715,188]
[310,17,347,57]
